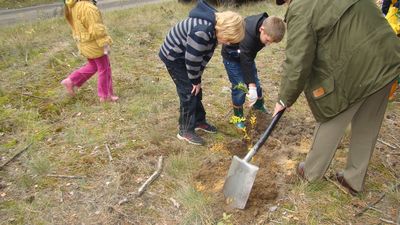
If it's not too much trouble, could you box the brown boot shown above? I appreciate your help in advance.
[336,172,359,196]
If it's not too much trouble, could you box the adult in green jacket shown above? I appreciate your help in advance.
[274,0,400,195]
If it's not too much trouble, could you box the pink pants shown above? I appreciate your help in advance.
[67,55,114,98]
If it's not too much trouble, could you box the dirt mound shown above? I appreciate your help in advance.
[193,111,288,223]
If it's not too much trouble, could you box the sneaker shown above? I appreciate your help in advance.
[61,78,75,96]
[195,122,217,134]
[177,131,205,145]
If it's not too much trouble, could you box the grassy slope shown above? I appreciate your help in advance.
[0,0,58,9]
[0,1,399,224]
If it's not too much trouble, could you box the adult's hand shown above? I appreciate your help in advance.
[191,83,201,96]
[272,102,287,117]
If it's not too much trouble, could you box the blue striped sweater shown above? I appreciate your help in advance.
[159,0,217,85]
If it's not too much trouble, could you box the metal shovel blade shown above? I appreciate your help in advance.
[223,155,259,209]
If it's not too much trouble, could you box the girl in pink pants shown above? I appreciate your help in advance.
[61,0,118,102]
[62,54,117,102]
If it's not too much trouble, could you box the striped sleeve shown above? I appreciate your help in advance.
[185,26,214,84]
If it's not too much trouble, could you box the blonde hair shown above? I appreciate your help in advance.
[215,11,245,44]
[262,16,286,42]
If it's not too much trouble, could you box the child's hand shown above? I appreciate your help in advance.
[103,45,111,55]
[246,86,258,107]
[191,83,201,96]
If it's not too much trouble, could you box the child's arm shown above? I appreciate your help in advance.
[185,26,215,85]
[84,5,113,48]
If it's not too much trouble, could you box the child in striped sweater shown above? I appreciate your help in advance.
[159,0,244,145]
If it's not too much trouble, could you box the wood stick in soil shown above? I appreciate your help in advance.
[137,156,164,197]
[46,174,86,179]
[0,142,33,170]
[105,143,113,162]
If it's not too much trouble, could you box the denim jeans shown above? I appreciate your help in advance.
[165,59,206,132]
[223,59,262,107]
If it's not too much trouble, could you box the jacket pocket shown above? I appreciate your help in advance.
[305,76,349,122]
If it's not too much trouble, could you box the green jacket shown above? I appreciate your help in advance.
[279,0,400,122]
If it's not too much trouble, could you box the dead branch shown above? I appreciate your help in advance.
[137,156,164,197]
[117,156,164,205]
[105,143,113,162]
[379,218,396,224]
[46,174,86,179]
[0,142,33,170]
[377,139,397,149]
[324,175,348,195]
[117,197,129,205]
[355,193,385,217]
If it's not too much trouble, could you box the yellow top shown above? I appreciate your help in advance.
[65,0,112,59]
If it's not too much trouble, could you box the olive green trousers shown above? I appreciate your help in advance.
[303,80,394,192]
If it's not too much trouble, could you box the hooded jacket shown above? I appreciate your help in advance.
[65,0,112,59]
[279,0,400,122]
[221,13,268,84]
[159,0,217,85]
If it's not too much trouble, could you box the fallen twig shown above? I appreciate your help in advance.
[105,143,113,162]
[118,197,129,205]
[355,193,386,217]
[46,174,86,179]
[324,175,348,195]
[0,142,33,170]
[377,139,397,149]
[137,156,164,197]
[379,218,396,224]
[117,156,164,205]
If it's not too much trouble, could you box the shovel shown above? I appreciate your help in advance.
[223,109,285,209]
